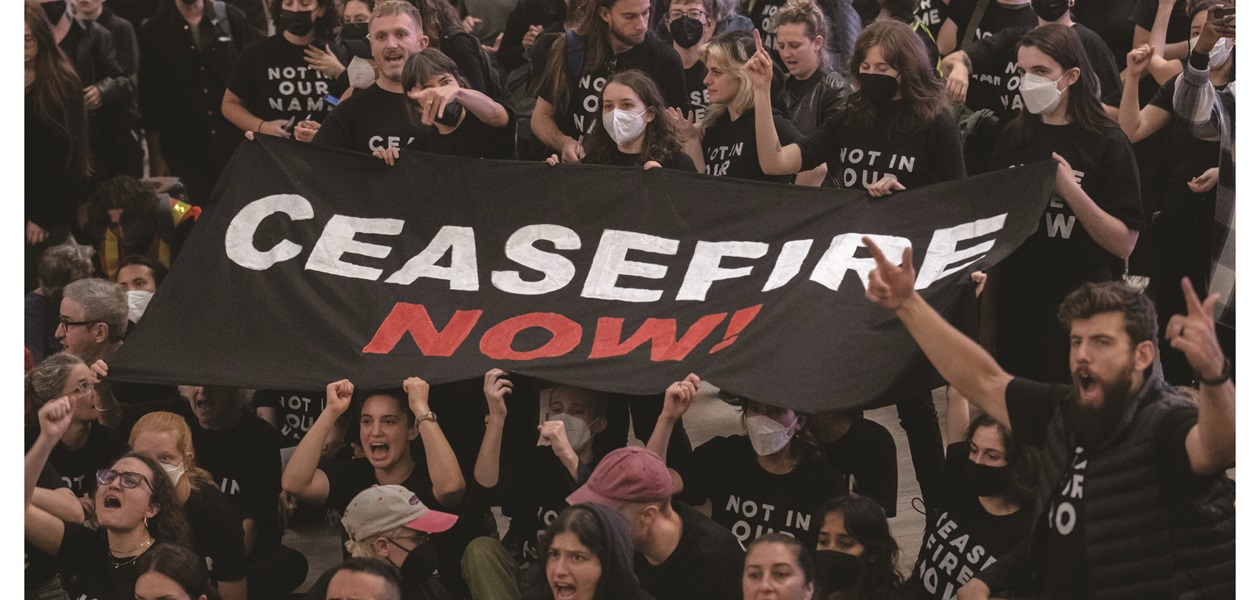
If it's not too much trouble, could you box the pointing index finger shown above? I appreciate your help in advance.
[862,236,889,266]
[1180,277,1205,316]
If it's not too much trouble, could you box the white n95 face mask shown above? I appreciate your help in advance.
[746,415,796,456]
[538,413,594,454]
[161,461,186,486]
[1019,72,1067,115]
[602,109,647,145]
[347,56,376,89]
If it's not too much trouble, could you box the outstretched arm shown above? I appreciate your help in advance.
[474,369,512,488]
[281,380,353,504]
[1166,278,1234,476]
[405,378,466,508]
[863,237,1013,428]
[748,31,803,175]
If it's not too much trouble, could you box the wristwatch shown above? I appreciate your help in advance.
[1200,357,1231,386]
[417,411,438,424]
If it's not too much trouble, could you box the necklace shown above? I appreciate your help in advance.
[108,536,154,568]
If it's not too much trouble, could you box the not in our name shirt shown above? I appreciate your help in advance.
[796,102,965,190]
[227,35,337,125]
[681,434,847,545]
[683,60,709,122]
[913,0,949,39]
[312,84,425,154]
[635,502,745,600]
[702,108,801,183]
[538,35,688,139]
[913,443,1035,600]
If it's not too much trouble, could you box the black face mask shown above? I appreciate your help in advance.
[1031,0,1070,22]
[279,8,316,37]
[41,1,68,24]
[341,22,369,40]
[177,0,199,6]
[390,538,439,584]
[670,16,704,49]
[815,550,865,593]
[856,72,899,102]
[966,461,1012,497]
[434,99,465,127]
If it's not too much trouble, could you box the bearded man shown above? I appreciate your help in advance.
[862,238,1235,600]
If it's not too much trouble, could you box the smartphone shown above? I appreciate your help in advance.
[1210,6,1235,19]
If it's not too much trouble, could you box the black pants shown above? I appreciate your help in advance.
[247,543,308,599]
[895,389,944,515]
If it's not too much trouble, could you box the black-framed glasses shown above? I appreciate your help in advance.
[668,8,709,23]
[58,317,101,330]
[96,469,152,491]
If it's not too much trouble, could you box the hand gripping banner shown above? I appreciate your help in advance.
[110,138,1056,413]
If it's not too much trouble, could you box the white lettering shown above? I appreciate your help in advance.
[225,194,314,270]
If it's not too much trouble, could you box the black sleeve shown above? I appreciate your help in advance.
[773,111,804,145]
[111,20,140,75]
[200,492,249,581]
[136,24,161,131]
[230,5,265,49]
[1003,377,1070,449]
[973,526,1034,595]
[311,103,351,148]
[652,45,690,110]
[229,0,270,38]
[927,110,967,183]
[497,0,532,71]
[38,462,68,490]
[796,114,842,171]
[1079,28,1122,106]
[940,442,973,509]
[1098,129,1145,231]
[849,420,900,518]
[239,425,283,522]
[1155,402,1218,489]
[678,436,725,506]
[963,26,1018,73]
[91,27,136,110]
[988,121,1017,171]
[667,153,697,172]
[1148,76,1176,112]
[227,39,264,101]
[1128,0,1156,29]
[444,32,492,94]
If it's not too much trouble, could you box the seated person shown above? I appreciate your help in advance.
[26,241,94,364]
[306,558,406,600]
[336,485,457,600]
[80,175,199,281]
[811,495,903,600]
[807,410,899,517]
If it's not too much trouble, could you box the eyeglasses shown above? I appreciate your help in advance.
[668,8,709,23]
[96,469,152,491]
[69,380,93,398]
[58,317,100,330]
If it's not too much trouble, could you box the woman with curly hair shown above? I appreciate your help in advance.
[524,503,654,600]
[548,69,695,170]
[24,0,91,291]
[27,396,190,600]
[750,20,963,193]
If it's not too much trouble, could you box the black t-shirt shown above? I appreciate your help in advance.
[498,445,583,561]
[912,443,1035,600]
[797,103,965,190]
[191,416,283,549]
[251,389,326,448]
[684,60,710,122]
[26,423,116,499]
[783,69,847,136]
[945,0,1036,50]
[185,484,249,583]
[681,435,848,544]
[1147,76,1223,191]
[405,104,517,160]
[28,463,71,592]
[227,35,338,125]
[702,108,801,183]
[1129,0,1190,46]
[1003,377,1203,598]
[57,524,152,600]
[636,502,745,600]
[1072,0,1138,71]
[913,0,949,39]
[538,35,688,139]
[990,121,1143,283]
[749,0,850,71]
[818,416,899,517]
[598,148,697,171]
[965,23,1122,120]
[311,84,426,154]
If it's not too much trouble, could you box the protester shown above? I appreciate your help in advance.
[309,558,406,600]
[72,0,140,74]
[746,0,858,73]
[775,0,849,186]
[568,437,745,600]
[80,176,199,281]
[1120,0,1233,386]
[337,485,457,599]
[936,0,1034,56]
[987,24,1143,384]
[523,503,656,600]
[750,20,964,192]
[810,496,903,600]
[909,408,1039,600]
[673,30,802,180]
[532,0,688,163]
[129,412,249,600]
[135,543,225,600]
[546,70,695,170]
[25,353,120,507]
[863,237,1235,598]
[665,0,718,121]
[28,395,190,600]
[656,381,847,544]
[27,242,95,364]
[56,278,128,367]
[741,533,816,600]
[138,0,261,204]
[807,411,899,518]
[115,255,167,294]
[223,0,341,138]
[308,1,431,151]
[25,1,92,291]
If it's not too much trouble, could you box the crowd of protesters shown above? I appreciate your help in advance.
[24,0,1236,596]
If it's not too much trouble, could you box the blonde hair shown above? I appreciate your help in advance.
[128,411,216,491]
[344,526,411,558]
[700,31,757,130]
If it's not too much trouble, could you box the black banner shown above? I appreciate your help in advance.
[110,138,1056,413]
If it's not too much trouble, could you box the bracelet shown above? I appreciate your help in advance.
[257,118,264,132]
[417,411,437,424]
[1199,357,1231,386]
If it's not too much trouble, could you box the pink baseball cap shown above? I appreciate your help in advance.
[567,446,672,507]
[342,485,458,541]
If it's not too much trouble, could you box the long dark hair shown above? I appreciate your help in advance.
[400,48,472,127]
[540,0,619,115]
[24,0,91,178]
[108,452,191,546]
[810,495,903,597]
[136,543,223,600]
[525,503,644,600]
[844,19,948,133]
[407,0,464,51]
[1007,23,1115,146]
[964,414,1043,508]
[583,70,687,165]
